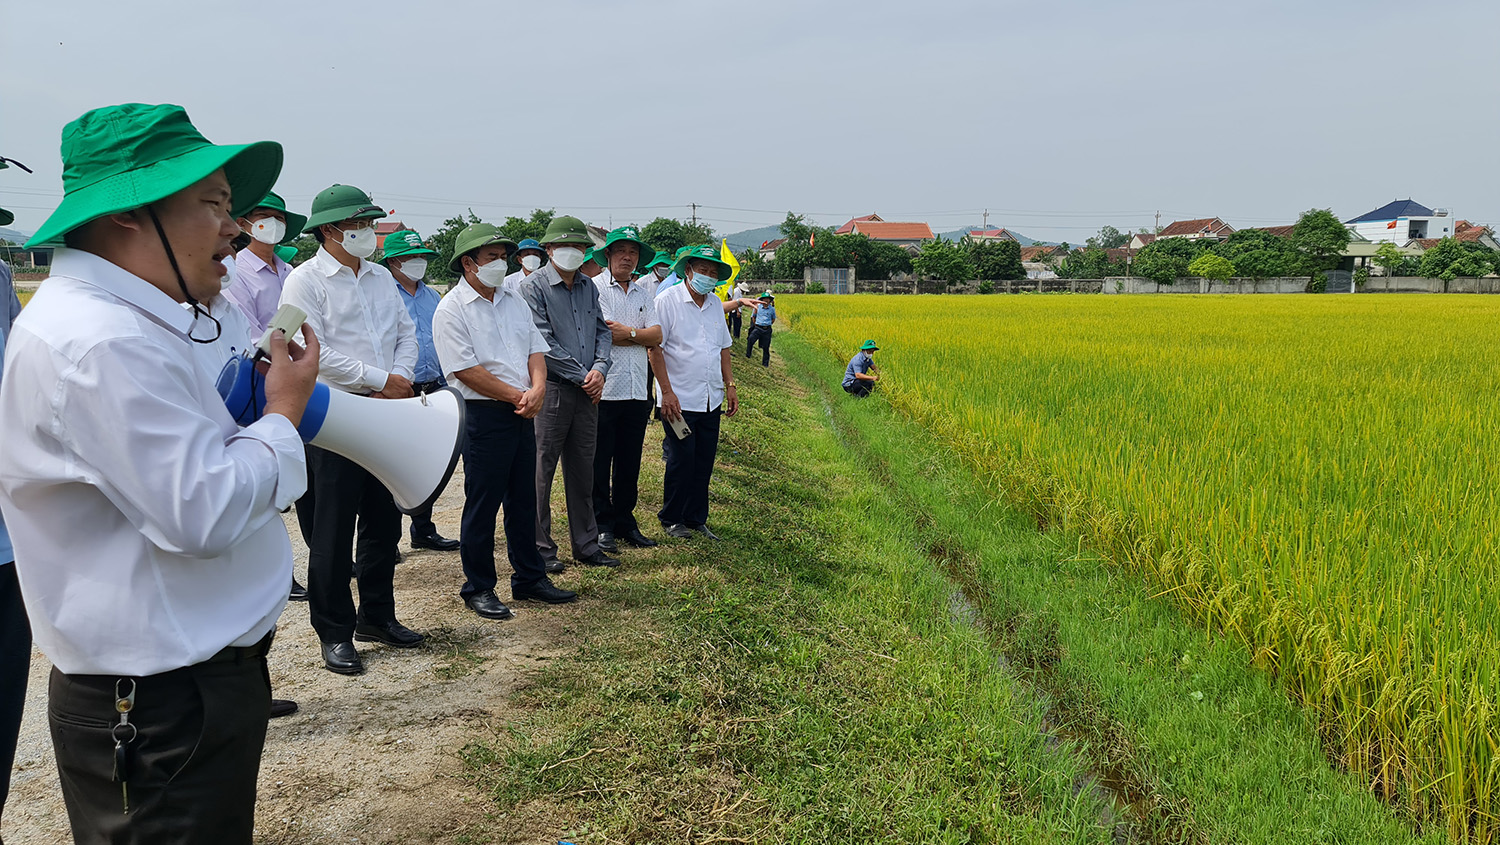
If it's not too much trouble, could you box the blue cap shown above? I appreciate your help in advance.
[517,238,544,254]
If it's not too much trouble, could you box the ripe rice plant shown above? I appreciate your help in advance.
[788,293,1500,842]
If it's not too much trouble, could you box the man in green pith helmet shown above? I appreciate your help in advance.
[520,215,619,572]
[0,103,319,841]
[225,190,305,335]
[280,183,424,676]
[843,339,881,398]
[591,226,663,552]
[381,228,460,553]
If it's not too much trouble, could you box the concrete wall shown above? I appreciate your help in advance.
[1361,276,1500,294]
[1102,277,1309,294]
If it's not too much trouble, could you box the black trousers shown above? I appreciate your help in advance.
[593,399,652,535]
[298,445,402,643]
[844,380,874,398]
[658,408,722,528]
[48,642,271,844]
[746,325,772,366]
[0,563,30,818]
[727,309,742,338]
[459,401,546,594]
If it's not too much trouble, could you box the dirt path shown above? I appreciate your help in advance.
[5,466,588,844]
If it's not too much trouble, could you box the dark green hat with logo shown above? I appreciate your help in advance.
[26,103,283,248]
[539,215,594,247]
[382,228,438,262]
[860,339,878,351]
[449,222,518,274]
[244,190,306,244]
[644,251,672,270]
[303,184,386,231]
[671,243,733,281]
[600,225,653,272]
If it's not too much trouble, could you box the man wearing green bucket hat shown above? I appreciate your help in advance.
[225,190,306,335]
[0,103,320,841]
[592,226,663,552]
[382,229,460,554]
[843,339,881,398]
[280,183,425,676]
[520,215,619,571]
[649,244,740,540]
[578,245,605,280]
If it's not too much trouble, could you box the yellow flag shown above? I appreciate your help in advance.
[720,238,741,285]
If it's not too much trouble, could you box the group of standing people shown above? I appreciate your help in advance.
[0,102,768,843]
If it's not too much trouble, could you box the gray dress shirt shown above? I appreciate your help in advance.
[521,262,612,385]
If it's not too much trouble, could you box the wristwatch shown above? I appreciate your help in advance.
[630,328,637,339]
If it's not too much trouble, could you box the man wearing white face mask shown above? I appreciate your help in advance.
[226,190,306,335]
[279,183,423,676]
[503,237,548,290]
[520,215,619,572]
[381,228,460,553]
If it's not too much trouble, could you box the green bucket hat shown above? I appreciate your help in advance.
[382,228,438,262]
[448,223,518,274]
[644,252,672,270]
[26,103,283,248]
[244,190,307,244]
[303,184,386,232]
[599,225,653,272]
[275,244,298,264]
[0,207,11,228]
[539,215,594,246]
[671,243,733,281]
[860,339,879,351]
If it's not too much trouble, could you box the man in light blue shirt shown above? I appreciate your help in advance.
[384,229,459,552]
[842,339,880,398]
[745,291,776,367]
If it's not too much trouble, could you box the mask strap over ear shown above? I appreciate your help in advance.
[147,205,221,345]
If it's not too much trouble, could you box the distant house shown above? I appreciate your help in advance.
[1245,225,1296,238]
[374,220,408,251]
[1019,245,1060,262]
[1423,220,1500,251]
[835,214,883,235]
[758,237,787,260]
[967,228,1021,244]
[845,220,935,253]
[1345,199,1455,245]
[1127,232,1157,249]
[1157,217,1235,242]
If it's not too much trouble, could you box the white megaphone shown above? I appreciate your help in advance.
[216,307,465,515]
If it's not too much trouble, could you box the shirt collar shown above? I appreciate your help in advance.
[454,277,514,305]
[237,248,271,274]
[49,247,195,334]
[313,247,375,279]
[670,281,716,310]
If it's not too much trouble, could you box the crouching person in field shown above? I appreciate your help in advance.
[649,245,739,540]
[434,223,578,618]
[843,339,880,398]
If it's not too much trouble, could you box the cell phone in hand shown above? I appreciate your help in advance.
[667,415,692,440]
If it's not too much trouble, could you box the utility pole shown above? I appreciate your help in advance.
[1155,210,1161,233]
[690,203,699,226]
[982,208,989,230]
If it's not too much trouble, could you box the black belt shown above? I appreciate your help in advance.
[546,373,581,388]
[412,379,444,394]
[203,630,274,666]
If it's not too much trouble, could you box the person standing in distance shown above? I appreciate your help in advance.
[745,291,776,367]
[279,184,424,676]
[503,237,548,290]
[0,103,318,843]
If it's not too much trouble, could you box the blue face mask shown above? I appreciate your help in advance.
[688,271,719,295]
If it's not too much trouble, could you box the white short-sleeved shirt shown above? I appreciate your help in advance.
[279,247,418,394]
[432,279,549,401]
[594,273,658,402]
[0,249,305,676]
[655,283,733,413]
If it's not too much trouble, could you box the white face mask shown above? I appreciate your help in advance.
[337,225,377,259]
[551,246,586,272]
[248,217,286,245]
[520,254,543,272]
[475,259,508,288]
[399,258,428,281]
[653,265,669,279]
[219,255,238,291]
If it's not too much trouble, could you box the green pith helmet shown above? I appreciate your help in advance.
[244,190,306,244]
[382,228,438,262]
[860,339,879,351]
[539,215,593,246]
[671,243,733,281]
[448,222,518,274]
[26,103,282,248]
[599,225,653,272]
[303,184,386,231]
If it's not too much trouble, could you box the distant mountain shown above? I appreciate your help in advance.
[938,226,1043,246]
[723,225,784,254]
[0,226,31,245]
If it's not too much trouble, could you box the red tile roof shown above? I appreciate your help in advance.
[759,237,787,251]
[851,221,934,241]
[1133,233,1156,245]
[1159,217,1234,238]
[1020,246,1058,261]
[835,214,884,235]
[1248,225,1296,238]
[1455,220,1492,242]
[969,228,1019,240]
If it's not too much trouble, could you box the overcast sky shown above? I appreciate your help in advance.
[4,0,1498,243]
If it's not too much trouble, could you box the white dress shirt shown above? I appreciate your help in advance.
[279,247,418,394]
[0,249,306,676]
[432,279,549,401]
[183,292,258,387]
[594,272,658,402]
[655,283,733,413]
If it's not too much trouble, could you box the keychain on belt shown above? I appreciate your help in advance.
[112,678,137,813]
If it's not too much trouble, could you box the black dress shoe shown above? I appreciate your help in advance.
[464,590,514,620]
[270,698,299,718]
[411,532,460,551]
[353,620,424,648]
[321,641,364,675]
[597,531,619,554]
[689,524,723,541]
[664,523,694,539]
[543,558,566,574]
[576,551,621,568]
[512,578,579,604]
[620,528,658,548]
[288,579,308,602]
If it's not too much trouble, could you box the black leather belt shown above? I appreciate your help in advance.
[412,379,444,394]
[203,630,274,665]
